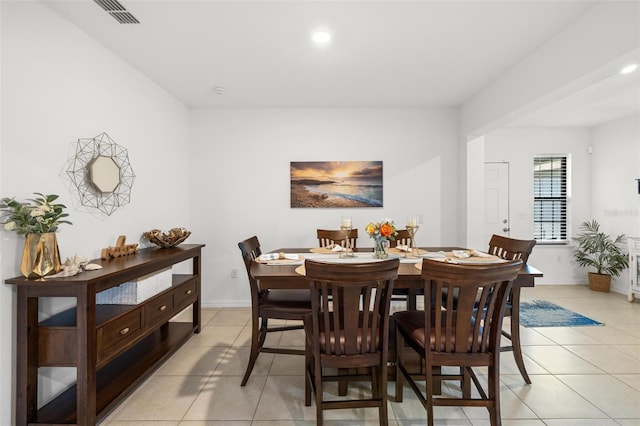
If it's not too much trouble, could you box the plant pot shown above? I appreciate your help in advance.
[21,233,62,278]
[588,272,611,293]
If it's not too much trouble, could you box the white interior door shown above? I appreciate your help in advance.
[484,162,510,244]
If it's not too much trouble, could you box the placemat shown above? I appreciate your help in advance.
[255,254,304,264]
[414,252,506,269]
[309,247,342,254]
[387,247,427,256]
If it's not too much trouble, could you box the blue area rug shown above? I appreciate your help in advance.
[519,300,603,327]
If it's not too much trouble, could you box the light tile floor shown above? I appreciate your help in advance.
[102,285,640,425]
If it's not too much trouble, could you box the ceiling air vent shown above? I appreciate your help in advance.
[93,0,140,24]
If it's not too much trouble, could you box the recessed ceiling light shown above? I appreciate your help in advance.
[312,31,331,44]
[620,64,638,74]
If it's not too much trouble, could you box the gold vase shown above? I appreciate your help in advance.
[21,233,62,278]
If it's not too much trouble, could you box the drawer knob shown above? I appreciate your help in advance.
[120,327,130,335]
[159,305,167,311]
[186,289,193,295]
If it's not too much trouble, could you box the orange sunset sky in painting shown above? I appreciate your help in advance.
[290,161,382,183]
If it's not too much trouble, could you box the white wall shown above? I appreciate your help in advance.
[461,1,640,138]
[460,1,639,248]
[484,128,591,285]
[189,108,459,306]
[590,115,640,293]
[0,2,190,424]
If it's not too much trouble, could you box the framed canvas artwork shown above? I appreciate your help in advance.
[290,161,383,208]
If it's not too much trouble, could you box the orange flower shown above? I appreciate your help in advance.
[379,223,393,237]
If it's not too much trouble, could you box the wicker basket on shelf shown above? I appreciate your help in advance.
[143,228,191,248]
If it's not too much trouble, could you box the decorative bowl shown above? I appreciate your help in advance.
[143,228,191,248]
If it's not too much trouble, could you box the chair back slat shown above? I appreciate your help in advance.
[306,259,399,358]
[422,259,522,355]
[322,282,335,353]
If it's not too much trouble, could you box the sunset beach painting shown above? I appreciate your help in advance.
[290,161,383,208]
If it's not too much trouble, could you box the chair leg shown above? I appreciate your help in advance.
[338,369,348,396]
[462,367,471,398]
[371,366,379,398]
[432,366,442,395]
[305,347,312,406]
[314,365,324,426]
[379,364,389,426]
[509,289,531,384]
[241,316,267,386]
[426,362,434,426]
[395,327,404,402]
[488,363,501,426]
[406,289,417,310]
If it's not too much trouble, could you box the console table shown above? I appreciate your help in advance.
[6,244,204,426]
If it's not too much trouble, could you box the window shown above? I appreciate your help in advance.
[533,155,568,243]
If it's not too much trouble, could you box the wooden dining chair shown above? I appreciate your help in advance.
[388,228,413,247]
[487,234,536,384]
[303,258,399,426]
[388,228,420,308]
[395,259,522,426]
[237,236,312,386]
[316,228,358,249]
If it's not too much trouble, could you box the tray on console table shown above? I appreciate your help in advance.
[6,244,205,426]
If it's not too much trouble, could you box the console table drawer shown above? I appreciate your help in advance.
[145,292,175,329]
[98,308,143,362]
[174,278,198,310]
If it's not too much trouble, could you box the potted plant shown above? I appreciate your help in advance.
[572,219,629,292]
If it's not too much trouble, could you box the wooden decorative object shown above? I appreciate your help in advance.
[143,228,191,248]
[101,235,139,260]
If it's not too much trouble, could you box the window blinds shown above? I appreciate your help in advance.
[533,156,567,242]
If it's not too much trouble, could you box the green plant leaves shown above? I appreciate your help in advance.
[572,219,629,277]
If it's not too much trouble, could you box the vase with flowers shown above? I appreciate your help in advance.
[365,218,398,259]
[1,193,71,278]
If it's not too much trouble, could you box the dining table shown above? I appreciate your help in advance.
[251,246,543,310]
[251,246,543,390]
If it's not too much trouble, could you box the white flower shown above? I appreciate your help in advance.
[4,221,16,231]
[30,207,46,217]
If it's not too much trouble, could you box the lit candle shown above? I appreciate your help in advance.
[408,216,417,227]
[341,217,352,227]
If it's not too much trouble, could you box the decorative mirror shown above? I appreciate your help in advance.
[88,156,121,193]
[63,132,135,216]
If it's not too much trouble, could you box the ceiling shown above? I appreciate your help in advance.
[507,60,640,128]
[44,0,639,127]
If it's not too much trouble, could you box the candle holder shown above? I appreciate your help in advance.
[406,225,419,257]
[340,225,355,258]
[406,216,420,257]
[339,216,354,257]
